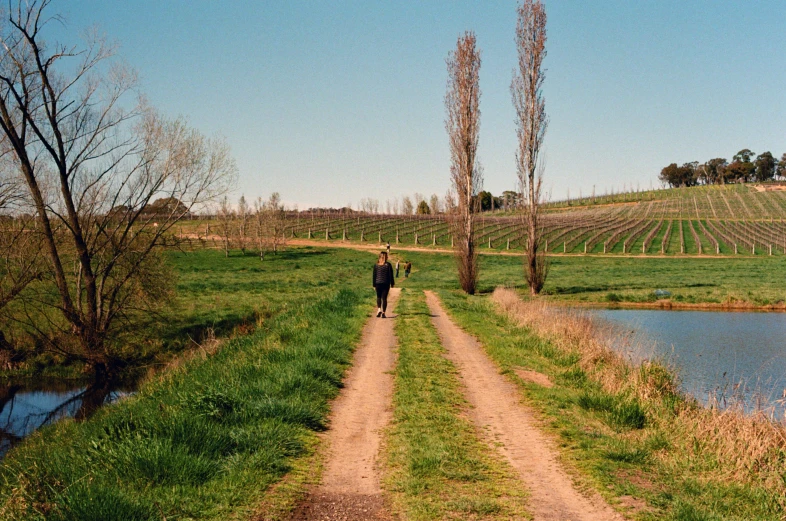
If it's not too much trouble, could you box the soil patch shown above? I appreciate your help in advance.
[514,368,554,388]
[288,492,390,521]
[287,289,400,520]
[617,495,648,514]
[425,290,624,521]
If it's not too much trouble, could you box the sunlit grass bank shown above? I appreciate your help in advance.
[0,247,375,520]
[435,288,786,520]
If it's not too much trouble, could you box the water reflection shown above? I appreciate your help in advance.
[594,308,786,417]
[0,381,131,457]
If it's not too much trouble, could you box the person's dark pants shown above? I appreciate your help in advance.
[375,285,390,312]
[395,267,399,277]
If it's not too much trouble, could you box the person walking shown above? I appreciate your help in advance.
[386,241,391,255]
[404,261,412,278]
[372,251,395,318]
[395,259,400,278]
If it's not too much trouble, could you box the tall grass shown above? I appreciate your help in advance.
[492,288,677,402]
[491,287,786,512]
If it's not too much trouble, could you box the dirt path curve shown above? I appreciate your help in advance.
[424,291,625,521]
[288,288,400,521]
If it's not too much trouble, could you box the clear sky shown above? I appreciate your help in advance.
[67,1,785,209]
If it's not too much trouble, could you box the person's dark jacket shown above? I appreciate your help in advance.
[373,262,395,287]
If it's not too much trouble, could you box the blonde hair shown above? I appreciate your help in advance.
[377,252,387,264]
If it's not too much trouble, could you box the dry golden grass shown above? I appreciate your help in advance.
[492,287,677,401]
[491,287,786,505]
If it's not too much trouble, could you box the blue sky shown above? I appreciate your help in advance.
[68,1,786,209]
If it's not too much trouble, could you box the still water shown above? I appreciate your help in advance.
[0,381,130,457]
[594,309,786,414]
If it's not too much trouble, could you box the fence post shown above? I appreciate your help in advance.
[507,238,510,250]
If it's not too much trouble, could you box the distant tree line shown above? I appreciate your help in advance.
[659,149,786,187]
[347,190,522,216]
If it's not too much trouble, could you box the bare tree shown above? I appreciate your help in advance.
[0,170,44,359]
[429,193,441,214]
[443,189,457,214]
[237,195,249,254]
[446,31,482,294]
[401,196,414,215]
[216,196,234,257]
[512,0,548,295]
[0,1,236,377]
[255,192,287,259]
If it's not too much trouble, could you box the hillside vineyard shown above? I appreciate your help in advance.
[260,185,786,256]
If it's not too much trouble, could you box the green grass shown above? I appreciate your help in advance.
[0,247,380,520]
[427,289,784,520]
[392,248,786,306]
[0,247,369,380]
[385,288,529,520]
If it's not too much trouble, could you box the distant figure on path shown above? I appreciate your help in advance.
[372,251,395,318]
[395,259,400,278]
[386,241,391,255]
[404,261,412,278]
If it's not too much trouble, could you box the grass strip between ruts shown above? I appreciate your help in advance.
[436,289,784,521]
[385,288,530,520]
[0,285,369,521]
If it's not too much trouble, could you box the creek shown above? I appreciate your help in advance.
[594,308,786,416]
[0,380,132,458]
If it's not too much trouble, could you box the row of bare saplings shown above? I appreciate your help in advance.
[187,195,289,259]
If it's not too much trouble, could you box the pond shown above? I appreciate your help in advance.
[594,308,786,416]
[0,380,132,458]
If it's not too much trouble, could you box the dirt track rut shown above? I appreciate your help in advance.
[288,288,400,521]
[424,290,624,521]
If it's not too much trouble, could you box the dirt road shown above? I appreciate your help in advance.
[288,289,400,521]
[424,290,624,521]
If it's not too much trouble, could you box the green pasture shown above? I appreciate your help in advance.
[0,247,379,520]
[392,249,786,306]
[2,244,786,520]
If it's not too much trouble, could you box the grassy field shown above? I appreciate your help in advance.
[1,247,360,380]
[3,244,785,519]
[388,248,786,306]
[0,247,379,520]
